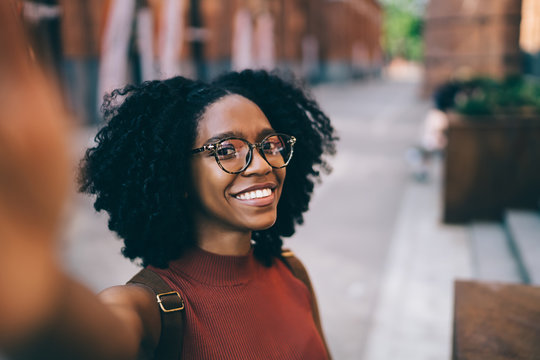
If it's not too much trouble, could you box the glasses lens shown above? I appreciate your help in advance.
[215,138,250,173]
[261,135,293,168]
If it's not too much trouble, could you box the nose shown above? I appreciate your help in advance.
[242,146,271,176]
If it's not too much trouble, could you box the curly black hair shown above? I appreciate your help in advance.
[79,70,337,268]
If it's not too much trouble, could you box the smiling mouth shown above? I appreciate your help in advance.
[234,188,273,200]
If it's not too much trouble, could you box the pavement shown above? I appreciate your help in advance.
[57,76,473,360]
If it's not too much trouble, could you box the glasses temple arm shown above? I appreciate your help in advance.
[191,144,216,154]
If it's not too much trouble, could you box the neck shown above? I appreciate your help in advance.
[195,220,252,256]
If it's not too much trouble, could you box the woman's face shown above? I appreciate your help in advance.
[190,94,286,234]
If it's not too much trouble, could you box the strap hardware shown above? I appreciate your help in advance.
[281,250,294,257]
[156,291,185,312]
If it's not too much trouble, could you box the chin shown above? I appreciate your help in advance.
[247,218,277,231]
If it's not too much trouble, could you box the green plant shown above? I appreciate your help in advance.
[444,76,540,117]
[381,0,424,61]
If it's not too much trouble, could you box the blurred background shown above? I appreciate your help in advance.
[7,0,540,359]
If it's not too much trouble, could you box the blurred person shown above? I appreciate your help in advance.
[405,81,456,181]
[421,81,462,154]
[0,3,336,359]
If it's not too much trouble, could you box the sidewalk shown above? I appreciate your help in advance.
[288,79,472,359]
[362,159,472,360]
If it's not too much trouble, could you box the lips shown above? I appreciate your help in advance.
[232,183,277,206]
[235,188,272,200]
[232,183,276,196]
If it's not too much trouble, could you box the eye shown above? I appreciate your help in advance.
[262,137,285,155]
[216,142,237,159]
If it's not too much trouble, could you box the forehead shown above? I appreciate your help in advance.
[196,94,272,142]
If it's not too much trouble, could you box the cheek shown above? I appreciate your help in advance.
[277,169,286,191]
[191,160,212,205]
[191,160,232,204]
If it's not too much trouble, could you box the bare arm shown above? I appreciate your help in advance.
[3,277,160,360]
[0,3,159,359]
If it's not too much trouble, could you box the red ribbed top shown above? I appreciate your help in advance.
[149,247,329,360]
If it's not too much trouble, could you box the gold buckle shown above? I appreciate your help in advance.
[156,291,184,312]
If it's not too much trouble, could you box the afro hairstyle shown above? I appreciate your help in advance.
[79,70,337,268]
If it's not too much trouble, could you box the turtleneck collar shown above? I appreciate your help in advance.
[167,246,259,286]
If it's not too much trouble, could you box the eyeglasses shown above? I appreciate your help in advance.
[192,133,297,174]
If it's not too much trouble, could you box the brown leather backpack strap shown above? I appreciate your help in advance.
[128,268,185,360]
[281,250,332,359]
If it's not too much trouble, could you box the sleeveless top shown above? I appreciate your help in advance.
[148,247,329,360]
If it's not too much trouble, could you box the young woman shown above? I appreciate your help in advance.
[79,70,336,359]
[0,10,336,356]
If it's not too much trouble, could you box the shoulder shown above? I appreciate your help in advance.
[280,250,313,290]
[99,283,159,317]
[99,284,161,355]
[281,250,308,276]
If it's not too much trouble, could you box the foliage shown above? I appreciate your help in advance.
[381,0,425,61]
[437,76,540,117]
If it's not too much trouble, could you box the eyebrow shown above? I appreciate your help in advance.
[203,128,276,145]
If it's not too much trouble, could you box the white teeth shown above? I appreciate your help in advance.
[236,188,273,200]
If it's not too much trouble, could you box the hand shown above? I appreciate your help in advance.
[0,3,72,347]
[0,72,71,244]
[0,0,71,245]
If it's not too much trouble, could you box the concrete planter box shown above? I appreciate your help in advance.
[443,112,540,223]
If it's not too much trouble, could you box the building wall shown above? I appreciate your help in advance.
[314,0,382,80]
[199,0,235,61]
[423,0,522,96]
[60,0,107,58]
[27,0,382,83]
[198,0,383,80]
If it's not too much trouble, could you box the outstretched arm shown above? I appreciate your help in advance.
[0,3,159,359]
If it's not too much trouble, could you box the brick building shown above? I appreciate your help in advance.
[18,0,382,122]
[22,0,382,81]
[50,0,381,80]
[314,0,383,80]
[196,0,383,81]
[422,0,522,96]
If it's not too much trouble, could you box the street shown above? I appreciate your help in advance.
[292,78,434,359]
